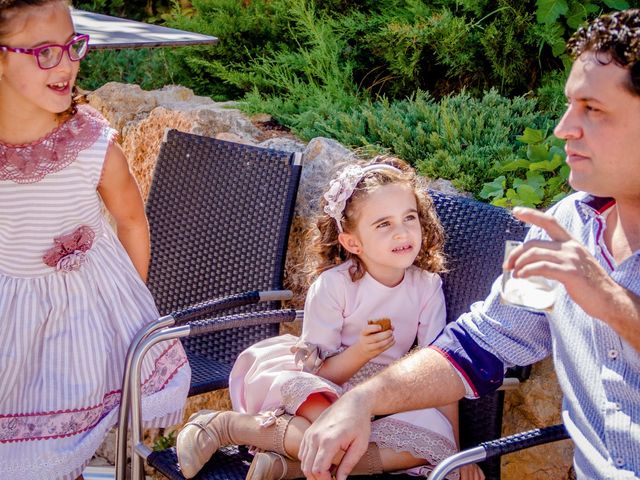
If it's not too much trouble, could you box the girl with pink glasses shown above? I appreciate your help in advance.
[0,2,190,479]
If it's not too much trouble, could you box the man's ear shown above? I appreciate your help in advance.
[338,232,362,255]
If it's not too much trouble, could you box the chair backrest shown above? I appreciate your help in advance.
[429,191,528,480]
[145,130,302,366]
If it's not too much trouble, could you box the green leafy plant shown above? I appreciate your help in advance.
[152,429,177,452]
[535,0,631,60]
[479,127,571,208]
[244,87,555,198]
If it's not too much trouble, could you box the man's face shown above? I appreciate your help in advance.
[554,51,640,202]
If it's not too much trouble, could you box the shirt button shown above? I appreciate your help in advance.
[615,457,625,467]
[608,349,619,359]
[614,402,622,411]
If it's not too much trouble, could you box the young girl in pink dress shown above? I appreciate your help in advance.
[0,2,190,479]
[176,158,483,480]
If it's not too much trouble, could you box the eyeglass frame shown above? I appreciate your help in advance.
[0,33,90,70]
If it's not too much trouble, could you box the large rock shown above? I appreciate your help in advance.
[89,83,572,479]
[88,82,262,200]
[502,358,574,478]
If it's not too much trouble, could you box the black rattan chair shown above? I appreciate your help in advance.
[127,191,571,480]
[114,130,303,480]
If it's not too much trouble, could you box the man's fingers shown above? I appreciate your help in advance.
[300,437,342,480]
[513,207,572,242]
[504,239,563,271]
[334,442,367,480]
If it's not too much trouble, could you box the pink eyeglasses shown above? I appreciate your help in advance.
[0,34,90,70]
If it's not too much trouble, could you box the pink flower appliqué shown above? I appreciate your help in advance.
[42,226,95,272]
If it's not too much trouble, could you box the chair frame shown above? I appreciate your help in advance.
[429,424,570,479]
[123,304,304,480]
[115,290,295,479]
[113,130,303,480]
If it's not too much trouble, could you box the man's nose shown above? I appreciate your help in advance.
[554,105,582,140]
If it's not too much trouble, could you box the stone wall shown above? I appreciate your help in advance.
[89,82,573,479]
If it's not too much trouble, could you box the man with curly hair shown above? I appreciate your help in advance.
[299,9,640,480]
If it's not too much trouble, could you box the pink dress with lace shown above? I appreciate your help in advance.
[0,105,191,480]
[229,261,459,478]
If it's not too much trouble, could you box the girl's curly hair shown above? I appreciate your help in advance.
[567,9,640,95]
[0,0,82,120]
[303,156,446,284]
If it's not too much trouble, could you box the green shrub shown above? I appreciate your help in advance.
[535,70,568,118]
[74,0,176,20]
[161,0,297,99]
[77,48,176,91]
[159,0,634,101]
[152,429,177,451]
[244,87,555,197]
[534,0,631,61]
[78,0,637,102]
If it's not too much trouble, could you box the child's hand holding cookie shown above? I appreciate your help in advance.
[355,318,395,360]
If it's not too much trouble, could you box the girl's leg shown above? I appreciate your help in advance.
[249,443,426,479]
[176,410,309,479]
[248,411,426,480]
[295,392,333,423]
[379,447,427,471]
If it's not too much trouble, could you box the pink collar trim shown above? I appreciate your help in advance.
[0,105,110,184]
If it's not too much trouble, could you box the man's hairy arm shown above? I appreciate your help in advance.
[359,346,466,415]
[299,347,465,480]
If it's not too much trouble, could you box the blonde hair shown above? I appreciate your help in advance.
[304,156,445,284]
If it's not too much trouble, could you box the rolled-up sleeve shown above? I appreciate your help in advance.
[430,225,554,398]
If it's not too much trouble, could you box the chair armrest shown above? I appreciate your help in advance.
[117,302,298,480]
[172,289,293,325]
[126,307,302,479]
[428,424,569,480]
[187,308,303,336]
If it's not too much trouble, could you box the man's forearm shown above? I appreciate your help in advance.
[348,347,466,417]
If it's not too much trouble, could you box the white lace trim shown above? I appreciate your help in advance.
[281,376,342,414]
[342,362,387,390]
[370,417,459,480]
[279,361,386,414]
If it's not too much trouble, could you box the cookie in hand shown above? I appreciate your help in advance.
[367,318,392,331]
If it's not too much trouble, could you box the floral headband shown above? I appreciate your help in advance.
[323,163,402,233]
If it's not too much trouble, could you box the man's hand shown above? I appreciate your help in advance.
[299,390,372,480]
[507,207,617,321]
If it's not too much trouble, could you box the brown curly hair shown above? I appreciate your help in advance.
[567,9,640,96]
[0,0,82,121]
[304,156,446,284]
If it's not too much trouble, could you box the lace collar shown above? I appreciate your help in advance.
[0,105,110,184]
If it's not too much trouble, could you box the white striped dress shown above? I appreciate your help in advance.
[0,105,191,480]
